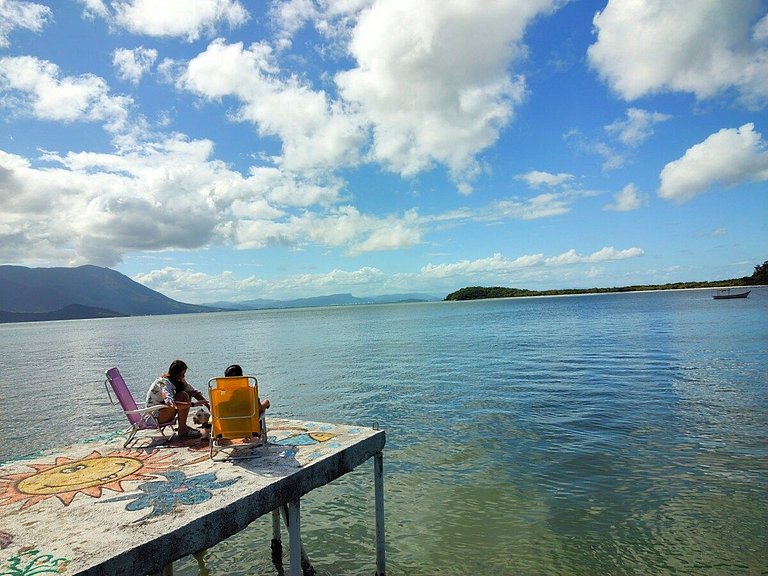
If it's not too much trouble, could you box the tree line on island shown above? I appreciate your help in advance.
[445,260,768,301]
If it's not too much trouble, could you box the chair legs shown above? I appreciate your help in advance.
[260,414,268,444]
[122,425,139,448]
[122,421,176,448]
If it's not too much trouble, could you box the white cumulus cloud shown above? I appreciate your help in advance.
[605,108,671,146]
[421,246,644,279]
[658,123,768,202]
[108,0,249,42]
[588,0,768,106]
[0,137,369,266]
[181,39,366,172]
[232,205,424,255]
[113,46,158,84]
[170,1,561,193]
[132,267,267,299]
[0,55,133,133]
[335,0,557,192]
[133,265,391,301]
[604,183,647,212]
[516,170,575,188]
[0,0,51,47]
[489,193,572,220]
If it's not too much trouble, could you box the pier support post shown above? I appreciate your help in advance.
[271,508,283,558]
[287,499,301,576]
[281,502,316,576]
[192,550,208,575]
[374,451,386,576]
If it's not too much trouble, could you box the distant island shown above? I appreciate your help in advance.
[445,260,767,301]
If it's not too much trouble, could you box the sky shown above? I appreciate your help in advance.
[0,0,766,304]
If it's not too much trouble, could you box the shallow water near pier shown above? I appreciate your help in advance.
[1,288,766,575]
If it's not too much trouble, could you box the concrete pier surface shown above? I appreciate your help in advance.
[0,418,386,575]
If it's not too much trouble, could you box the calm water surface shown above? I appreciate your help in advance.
[1,288,766,575]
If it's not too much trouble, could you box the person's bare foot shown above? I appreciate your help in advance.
[178,428,201,439]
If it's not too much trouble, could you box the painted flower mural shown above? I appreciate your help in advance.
[104,471,239,518]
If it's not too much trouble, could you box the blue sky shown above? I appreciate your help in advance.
[1,0,766,304]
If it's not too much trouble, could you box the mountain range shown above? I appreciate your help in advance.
[0,265,441,323]
[204,292,440,310]
[0,265,215,322]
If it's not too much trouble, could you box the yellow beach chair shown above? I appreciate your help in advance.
[207,375,267,460]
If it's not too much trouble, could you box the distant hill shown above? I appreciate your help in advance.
[0,303,130,323]
[205,292,442,310]
[0,265,217,322]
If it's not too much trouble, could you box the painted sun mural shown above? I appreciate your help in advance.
[272,431,336,445]
[0,449,174,509]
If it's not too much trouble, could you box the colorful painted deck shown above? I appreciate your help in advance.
[0,418,386,576]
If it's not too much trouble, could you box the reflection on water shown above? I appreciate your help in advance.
[1,288,767,575]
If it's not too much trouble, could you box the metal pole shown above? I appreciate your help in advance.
[374,451,386,576]
[287,499,302,576]
[192,550,208,575]
[271,508,283,558]
[280,505,316,576]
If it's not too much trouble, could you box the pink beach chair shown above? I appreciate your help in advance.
[105,367,177,447]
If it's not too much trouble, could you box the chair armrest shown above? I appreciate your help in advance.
[124,405,165,416]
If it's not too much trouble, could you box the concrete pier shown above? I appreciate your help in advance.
[0,418,386,575]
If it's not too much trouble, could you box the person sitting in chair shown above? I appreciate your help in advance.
[224,364,270,413]
[147,359,209,440]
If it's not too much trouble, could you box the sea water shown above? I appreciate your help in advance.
[1,288,766,575]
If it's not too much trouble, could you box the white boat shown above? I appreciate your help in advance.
[712,289,750,300]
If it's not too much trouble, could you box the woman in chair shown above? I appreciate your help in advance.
[147,359,209,439]
[224,364,270,413]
